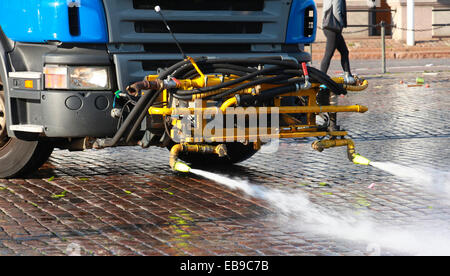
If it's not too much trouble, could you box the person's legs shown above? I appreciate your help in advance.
[335,32,355,84]
[335,32,351,73]
[319,30,343,132]
[320,29,338,74]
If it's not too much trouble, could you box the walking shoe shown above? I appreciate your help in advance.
[344,72,356,85]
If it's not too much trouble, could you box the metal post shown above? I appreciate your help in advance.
[308,44,313,65]
[381,21,386,73]
[407,0,415,46]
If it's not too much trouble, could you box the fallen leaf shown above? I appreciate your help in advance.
[356,198,371,207]
[162,188,174,195]
[51,191,67,199]
[319,182,329,187]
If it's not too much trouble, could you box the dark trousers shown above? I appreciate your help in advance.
[320,29,351,74]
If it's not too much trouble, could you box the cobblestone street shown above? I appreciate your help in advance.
[0,70,449,256]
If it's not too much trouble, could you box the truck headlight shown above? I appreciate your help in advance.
[44,66,111,90]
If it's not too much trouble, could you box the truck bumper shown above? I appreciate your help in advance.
[7,89,117,138]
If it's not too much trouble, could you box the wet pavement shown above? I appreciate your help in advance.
[0,70,449,256]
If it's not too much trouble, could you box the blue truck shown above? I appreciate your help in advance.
[0,0,319,178]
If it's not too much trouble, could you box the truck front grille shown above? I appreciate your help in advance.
[142,43,252,53]
[133,0,265,11]
[102,0,291,44]
[135,21,263,34]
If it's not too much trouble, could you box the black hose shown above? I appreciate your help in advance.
[125,91,161,144]
[117,59,218,145]
[308,66,347,95]
[101,89,157,147]
[210,64,258,74]
[234,68,347,106]
[202,58,299,69]
[160,56,208,80]
[171,57,294,79]
[98,56,195,148]
[170,59,346,102]
[280,67,347,95]
[176,63,257,79]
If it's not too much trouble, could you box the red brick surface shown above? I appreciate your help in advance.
[0,72,450,256]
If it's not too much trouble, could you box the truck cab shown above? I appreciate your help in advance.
[0,0,317,178]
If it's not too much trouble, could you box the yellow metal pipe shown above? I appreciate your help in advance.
[345,79,369,92]
[311,139,354,152]
[169,143,227,171]
[148,107,171,115]
[206,131,348,142]
[311,138,371,165]
[169,144,185,170]
[332,77,369,92]
[312,139,355,161]
[220,97,238,112]
[149,105,369,116]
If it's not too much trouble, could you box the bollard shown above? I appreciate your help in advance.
[381,21,386,74]
[308,44,313,65]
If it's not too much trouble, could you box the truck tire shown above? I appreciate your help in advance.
[175,142,259,167]
[0,91,54,178]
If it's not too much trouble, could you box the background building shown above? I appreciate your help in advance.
[314,0,450,42]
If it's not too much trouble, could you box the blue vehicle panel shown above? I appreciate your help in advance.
[0,0,108,43]
[286,0,317,44]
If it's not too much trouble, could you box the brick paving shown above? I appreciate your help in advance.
[310,37,450,60]
[0,71,449,256]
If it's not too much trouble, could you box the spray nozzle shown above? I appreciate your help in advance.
[173,161,191,173]
[352,154,371,166]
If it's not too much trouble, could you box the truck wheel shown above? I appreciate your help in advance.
[0,92,54,178]
[175,142,259,166]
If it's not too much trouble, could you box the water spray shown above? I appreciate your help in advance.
[187,164,450,255]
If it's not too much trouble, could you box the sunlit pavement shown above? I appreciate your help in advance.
[0,71,449,256]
